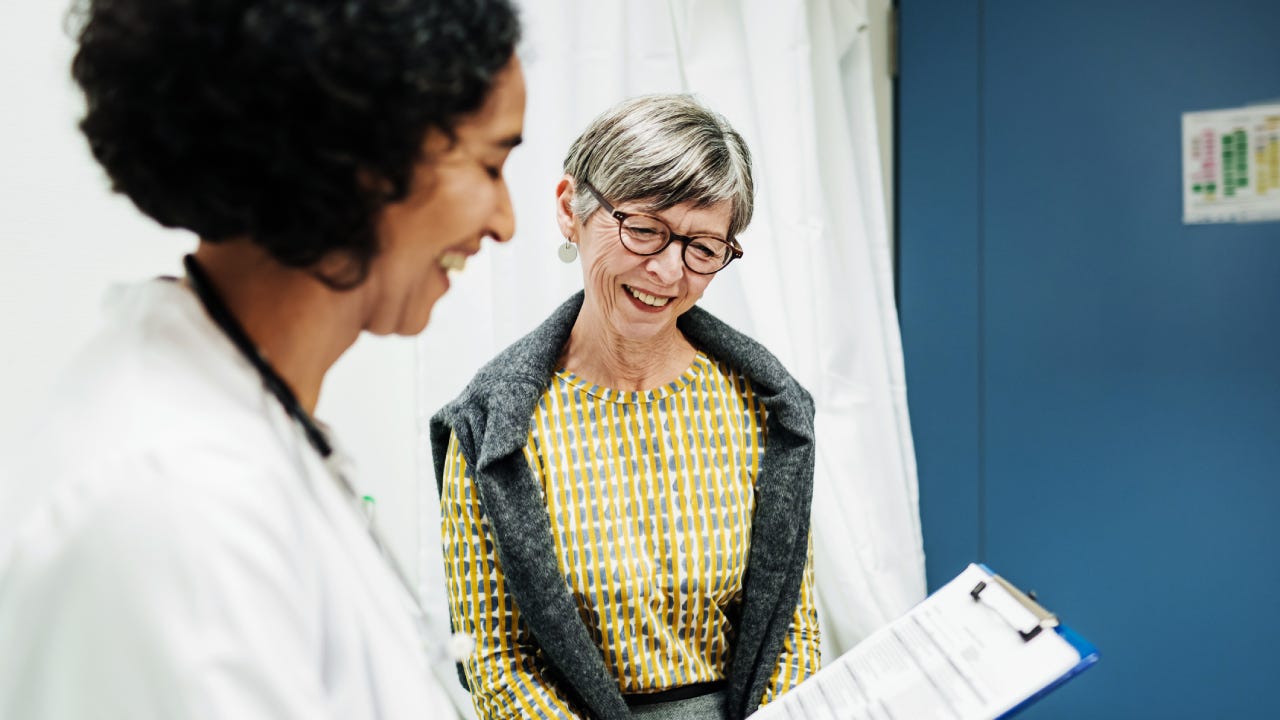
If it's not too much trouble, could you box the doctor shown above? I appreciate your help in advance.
[0,0,523,718]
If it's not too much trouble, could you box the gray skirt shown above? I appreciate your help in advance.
[628,690,727,719]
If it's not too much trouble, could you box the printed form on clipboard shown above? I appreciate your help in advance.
[754,564,1099,720]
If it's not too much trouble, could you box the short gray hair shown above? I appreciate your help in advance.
[562,94,754,239]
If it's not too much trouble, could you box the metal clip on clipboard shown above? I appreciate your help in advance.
[969,573,1059,642]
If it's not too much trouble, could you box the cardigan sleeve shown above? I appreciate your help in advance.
[440,431,588,720]
[757,531,822,706]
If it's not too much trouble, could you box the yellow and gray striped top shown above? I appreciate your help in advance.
[441,351,820,719]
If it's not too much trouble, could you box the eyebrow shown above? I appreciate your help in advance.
[636,206,728,240]
[495,134,523,149]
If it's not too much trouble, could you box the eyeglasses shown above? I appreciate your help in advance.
[580,180,743,275]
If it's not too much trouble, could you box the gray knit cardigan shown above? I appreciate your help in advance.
[430,292,816,720]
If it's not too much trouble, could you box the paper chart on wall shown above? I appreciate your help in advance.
[1183,102,1280,224]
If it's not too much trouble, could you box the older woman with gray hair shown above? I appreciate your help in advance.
[433,95,819,720]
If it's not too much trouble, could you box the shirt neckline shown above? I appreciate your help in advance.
[554,351,712,404]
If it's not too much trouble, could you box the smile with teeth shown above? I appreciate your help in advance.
[625,285,671,308]
[439,251,468,275]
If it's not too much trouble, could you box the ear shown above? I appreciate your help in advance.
[555,174,577,240]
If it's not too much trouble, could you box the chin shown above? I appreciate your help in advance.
[366,300,437,337]
[401,306,436,336]
[412,313,435,336]
[396,286,445,336]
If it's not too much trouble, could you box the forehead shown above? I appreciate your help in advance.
[454,55,525,146]
[625,197,733,236]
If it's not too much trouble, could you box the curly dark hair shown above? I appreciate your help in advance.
[70,0,520,287]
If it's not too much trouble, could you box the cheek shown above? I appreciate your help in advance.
[582,249,616,298]
[579,230,615,276]
[434,183,480,229]
[376,210,446,294]
[379,199,428,254]
[403,195,463,262]
[584,239,642,283]
[389,168,477,251]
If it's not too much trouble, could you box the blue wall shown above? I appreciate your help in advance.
[899,1,1280,717]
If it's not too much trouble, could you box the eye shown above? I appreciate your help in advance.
[689,240,721,259]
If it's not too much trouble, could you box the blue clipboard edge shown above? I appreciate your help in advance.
[973,564,1101,719]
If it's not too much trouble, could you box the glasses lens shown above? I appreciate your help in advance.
[684,237,732,274]
[619,215,669,254]
[618,213,734,274]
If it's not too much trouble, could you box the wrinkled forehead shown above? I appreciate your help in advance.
[621,196,735,238]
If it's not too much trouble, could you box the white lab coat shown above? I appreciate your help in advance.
[0,280,455,719]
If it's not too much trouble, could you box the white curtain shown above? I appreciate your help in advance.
[415,1,924,714]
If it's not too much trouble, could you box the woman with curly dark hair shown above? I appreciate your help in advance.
[0,1,524,718]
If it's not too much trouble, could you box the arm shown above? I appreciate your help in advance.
[440,432,586,720]
[758,532,822,706]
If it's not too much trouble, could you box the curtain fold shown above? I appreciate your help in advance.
[416,2,923,714]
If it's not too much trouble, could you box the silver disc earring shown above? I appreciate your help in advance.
[557,240,578,263]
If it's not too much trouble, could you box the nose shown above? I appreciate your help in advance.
[644,239,685,284]
[485,179,516,243]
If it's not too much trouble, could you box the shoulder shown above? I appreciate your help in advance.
[463,292,584,390]
[430,292,583,468]
[42,280,269,432]
[1,280,297,540]
[680,305,814,420]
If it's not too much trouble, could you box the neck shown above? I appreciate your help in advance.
[561,301,695,392]
[191,240,365,414]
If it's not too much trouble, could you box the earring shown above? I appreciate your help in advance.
[557,240,578,263]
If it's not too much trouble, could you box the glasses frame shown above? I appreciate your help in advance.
[580,180,743,275]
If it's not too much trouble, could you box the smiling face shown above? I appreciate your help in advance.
[557,177,730,345]
[360,55,526,336]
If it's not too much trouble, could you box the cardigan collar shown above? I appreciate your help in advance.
[440,292,814,463]
[431,292,815,719]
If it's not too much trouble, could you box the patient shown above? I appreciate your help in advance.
[433,94,820,720]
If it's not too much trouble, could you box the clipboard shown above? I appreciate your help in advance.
[752,563,1099,720]
[970,564,1099,719]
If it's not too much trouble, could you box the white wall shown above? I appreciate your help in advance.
[0,1,894,587]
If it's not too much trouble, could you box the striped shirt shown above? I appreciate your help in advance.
[441,351,820,719]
